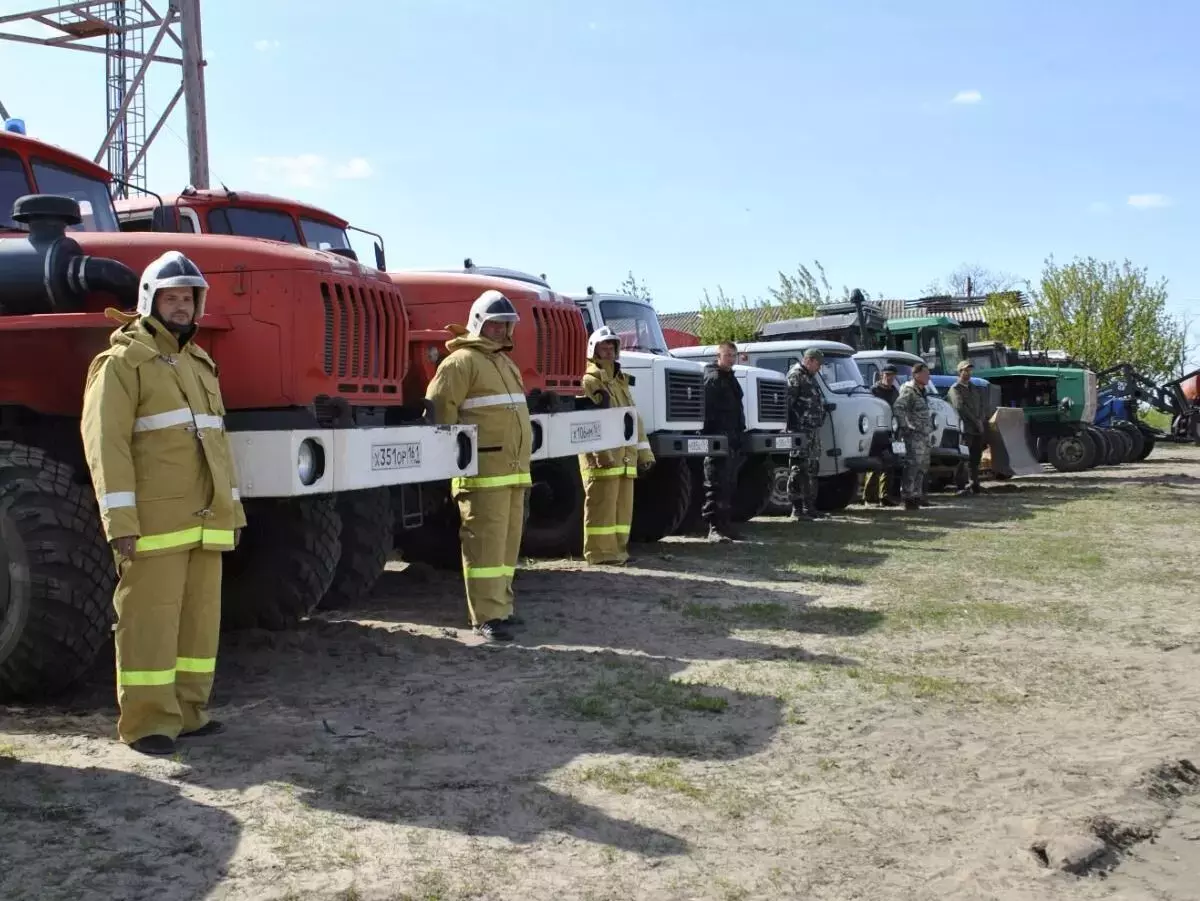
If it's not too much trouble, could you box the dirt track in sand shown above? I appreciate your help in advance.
[2,447,1199,900]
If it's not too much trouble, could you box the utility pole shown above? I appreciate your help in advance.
[0,1,209,193]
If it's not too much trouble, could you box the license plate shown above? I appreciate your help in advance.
[687,438,709,454]
[570,421,603,444]
[891,440,906,455]
[371,442,422,470]
[774,436,793,450]
[958,444,969,456]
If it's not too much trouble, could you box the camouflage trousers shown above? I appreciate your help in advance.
[786,430,822,510]
[901,432,931,500]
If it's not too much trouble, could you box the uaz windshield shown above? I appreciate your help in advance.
[599,299,668,354]
[820,354,866,394]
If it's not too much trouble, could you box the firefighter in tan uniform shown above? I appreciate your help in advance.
[426,290,533,643]
[578,326,654,565]
[81,251,245,757]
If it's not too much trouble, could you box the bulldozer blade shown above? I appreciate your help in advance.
[984,407,1042,477]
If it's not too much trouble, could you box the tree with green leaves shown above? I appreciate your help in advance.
[1028,256,1185,382]
[696,287,760,345]
[980,290,1031,349]
[618,270,654,305]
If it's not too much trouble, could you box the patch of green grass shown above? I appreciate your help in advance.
[0,743,20,760]
[832,664,1022,705]
[577,759,707,800]
[884,598,1089,631]
[562,666,729,722]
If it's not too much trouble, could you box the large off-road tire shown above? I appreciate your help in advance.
[814,470,859,512]
[1114,421,1147,463]
[1138,432,1156,460]
[1085,427,1110,468]
[731,456,772,522]
[521,458,584,558]
[1104,428,1131,465]
[392,482,461,571]
[222,496,341,631]
[0,442,114,700]
[1048,430,1096,473]
[631,457,692,543]
[318,489,393,611]
[761,461,792,517]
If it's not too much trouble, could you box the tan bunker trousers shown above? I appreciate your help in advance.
[582,464,636,565]
[457,486,527,626]
[113,548,222,744]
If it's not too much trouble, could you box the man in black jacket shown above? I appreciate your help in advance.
[863,364,901,507]
[702,341,747,542]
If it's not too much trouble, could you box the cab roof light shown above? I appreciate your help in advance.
[4,118,27,135]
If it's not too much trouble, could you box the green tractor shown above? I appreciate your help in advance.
[966,342,1109,472]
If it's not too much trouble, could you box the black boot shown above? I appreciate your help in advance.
[790,506,813,521]
[903,498,920,511]
[180,720,224,739]
[129,734,176,756]
[706,524,732,543]
[474,619,515,642]
[502,613,525,629]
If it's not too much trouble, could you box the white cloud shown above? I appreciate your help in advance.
[952,90,982,105]
[254,39,280,52]
[1127,193,1172,209]
[253,154,375,189]
[333,158,374,180]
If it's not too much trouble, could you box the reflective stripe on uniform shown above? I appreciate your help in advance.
[176,656,216,674]
[584,465,637,479]
[465,564,516,579]
[99,491,137,511]
[460,392,526,410]
[135,526,235,554]
[585,524,631,536]
[118,667,175,687]
[451,472,532,491]
[231,487,240,501]
[636,441,651,451]
[133,407,224,432]
[133,407,195,432]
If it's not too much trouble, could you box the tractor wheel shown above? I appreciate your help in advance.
[1047,430,1097,473]
[815,470,859,512]
[761,461,792,517]
[631,457,693,543]
[732,455,772,522]
[392,483,462,571]
[222,496,342,631]
[318,489,394,610]
[1107,429,1132,465]
[1138,432,1156,461]
[1099,429,1125,466]
[0,442,114,701]
[521,458,584,557]
[1085,427,1110,468]
[1113,421,1145,463]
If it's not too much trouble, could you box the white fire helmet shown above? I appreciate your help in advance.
[137,250,209,319]
[466,289,520,338]
[587,325,621,360]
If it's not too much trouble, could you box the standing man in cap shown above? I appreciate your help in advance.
[863,364,901,507]
[81,250,245,756]
[947,360,987,496]
[892,361,936,510]
[426,289,533,643]
[786,348,829,521]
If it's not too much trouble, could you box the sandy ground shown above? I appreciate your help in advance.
[2,446,1199,901]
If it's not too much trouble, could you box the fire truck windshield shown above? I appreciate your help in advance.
[208,206,301,243]
[29,159,119,231]
[300,217,352,251]
[0,150,29,229]
[599,298,669,355]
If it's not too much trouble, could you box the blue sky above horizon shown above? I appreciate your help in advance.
[1,0,1197,335]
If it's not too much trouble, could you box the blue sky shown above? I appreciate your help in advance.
[2,0,1197,334]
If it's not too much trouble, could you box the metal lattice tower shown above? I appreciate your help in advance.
[0,1,209,192]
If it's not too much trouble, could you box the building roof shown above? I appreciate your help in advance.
[658,293,1028,337]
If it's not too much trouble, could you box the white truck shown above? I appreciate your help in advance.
[673,339,897,514]
[854,349,970,491]
[573,290,799,529]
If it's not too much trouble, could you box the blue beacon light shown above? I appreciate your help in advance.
[3,118,27,135]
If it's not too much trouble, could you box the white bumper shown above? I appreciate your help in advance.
[228,424,478,498]
[530,406,638,461]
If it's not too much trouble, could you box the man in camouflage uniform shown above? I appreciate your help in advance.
[947,360,986,496]
[892,361,935,510]
[862,363,901,507]
[786,348,828,520]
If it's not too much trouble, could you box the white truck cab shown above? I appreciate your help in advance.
[675,339,895,512]
[854,349,969,489]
